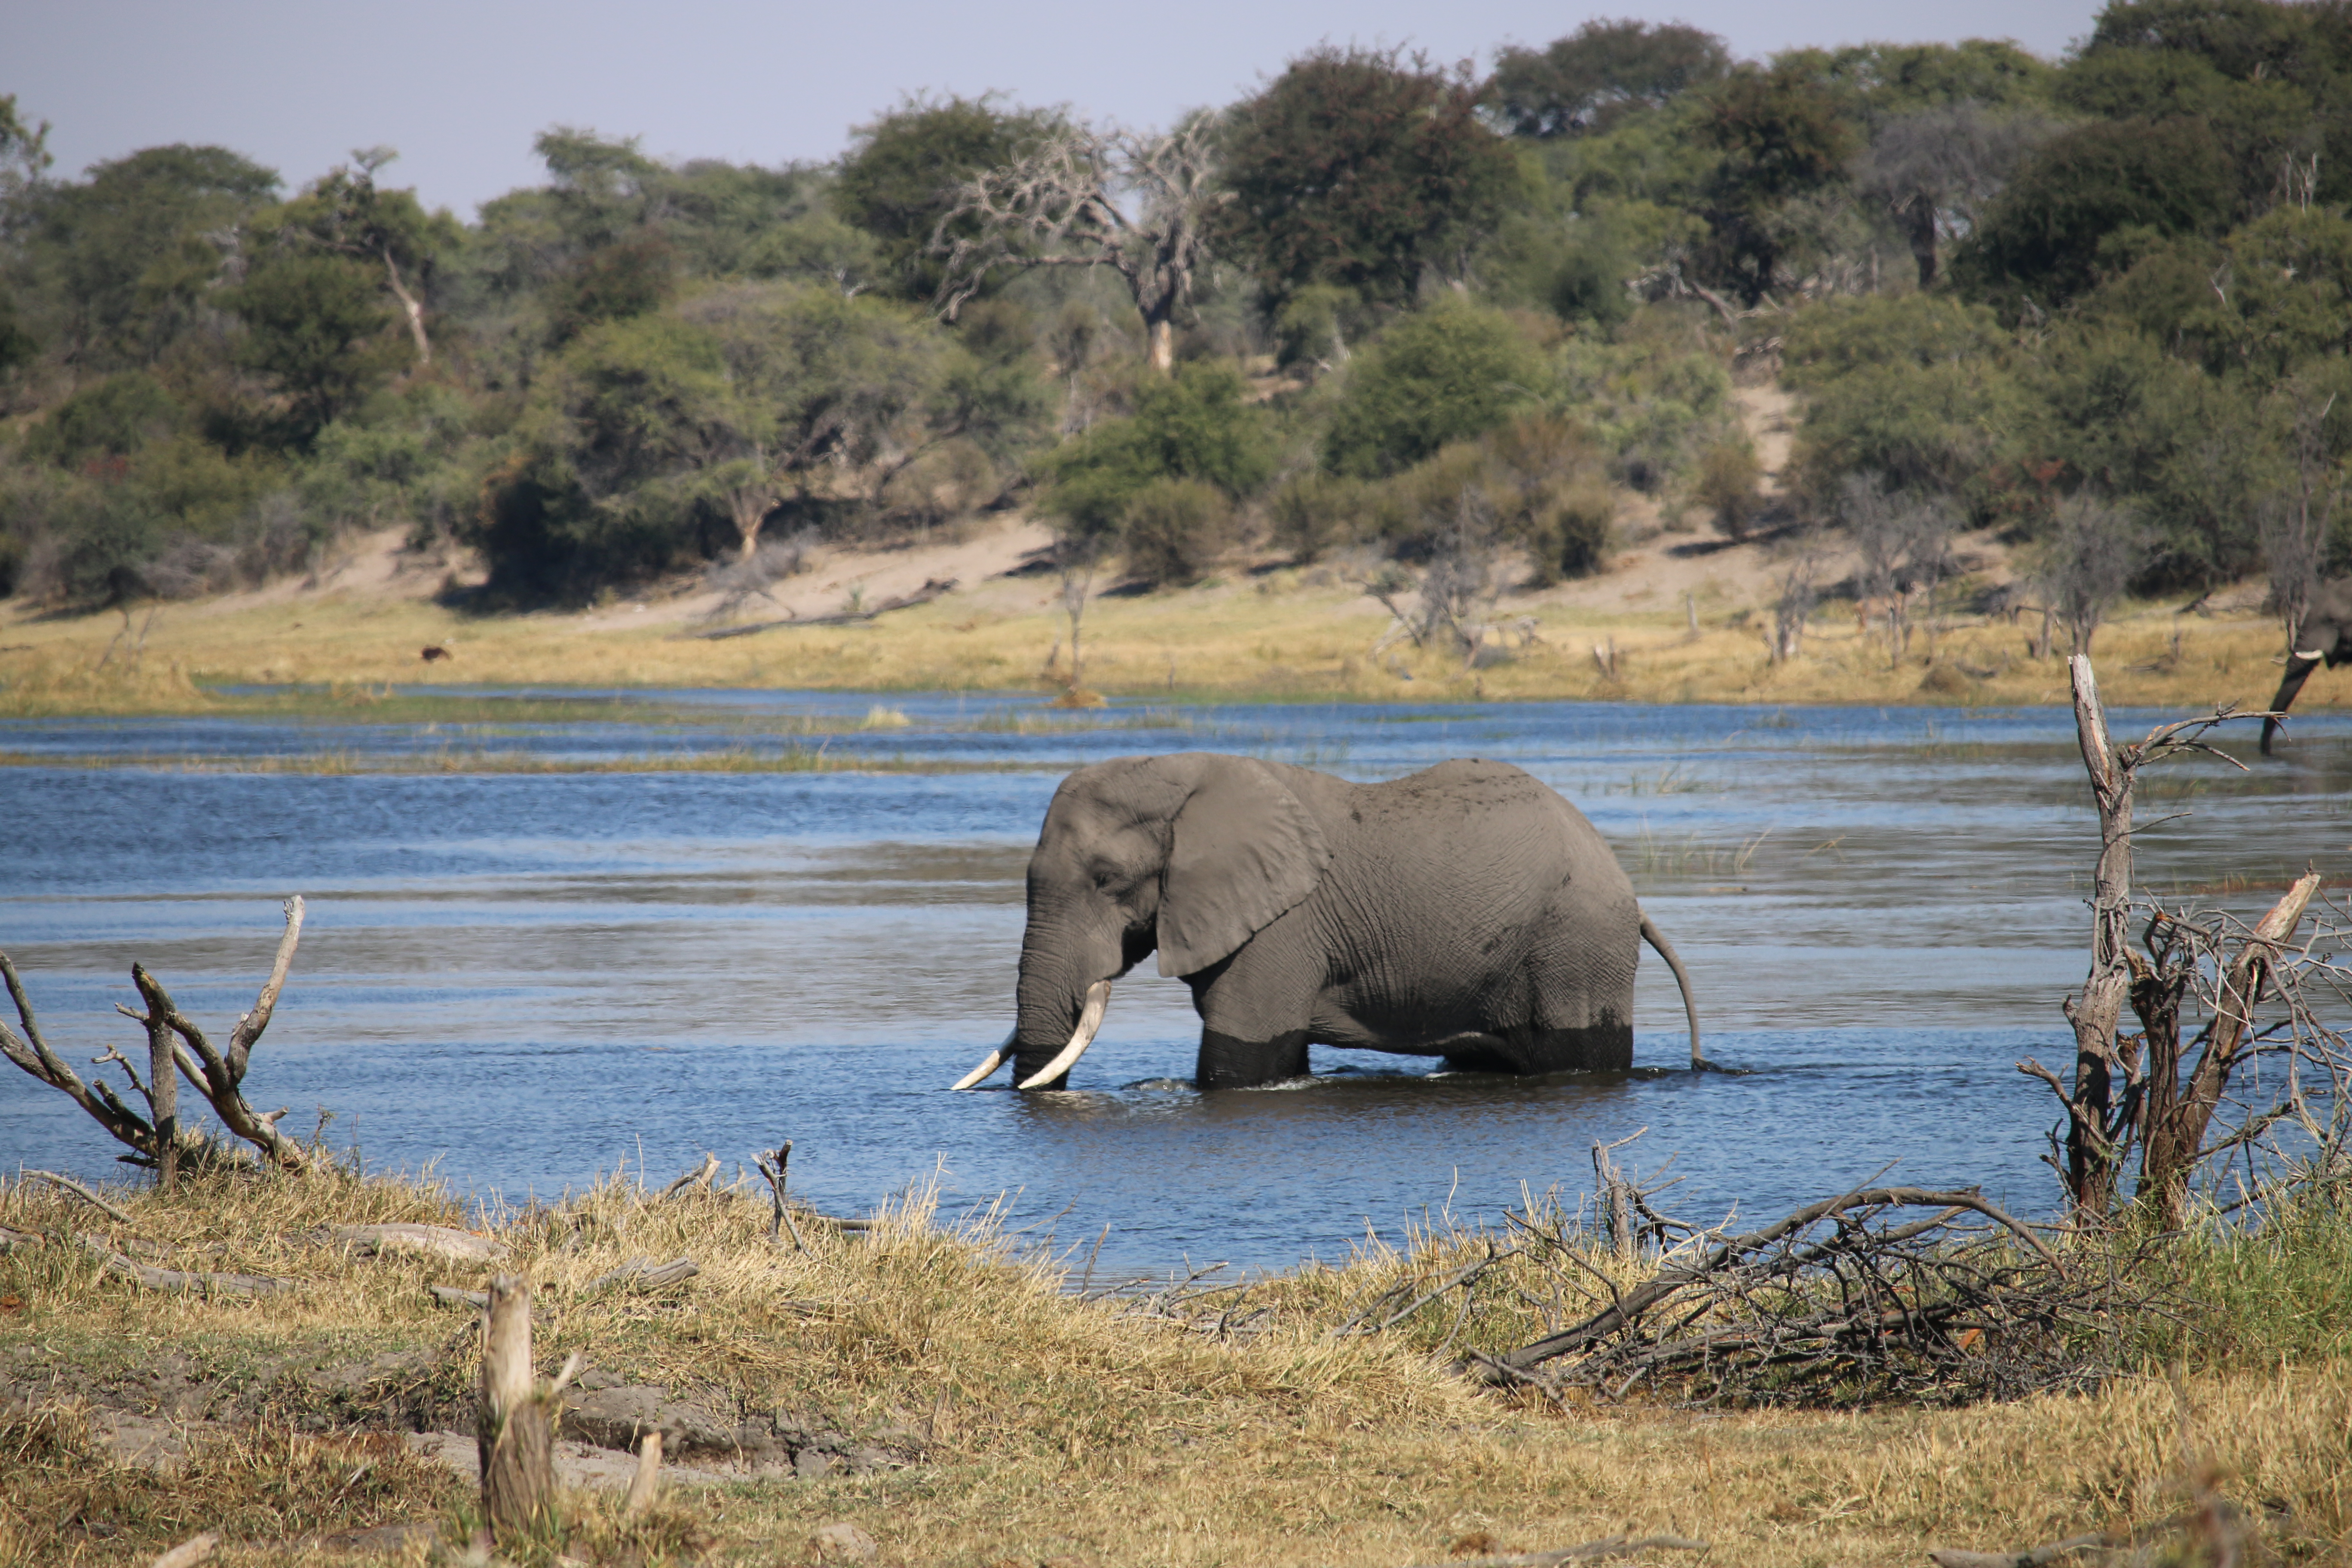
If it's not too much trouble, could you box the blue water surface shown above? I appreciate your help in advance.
[4,692,2347,1274]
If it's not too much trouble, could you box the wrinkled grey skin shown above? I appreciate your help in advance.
[2264,578,2352,754]
[1010,752,1697,1090]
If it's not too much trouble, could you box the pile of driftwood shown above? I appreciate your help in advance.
[1470,1176,2142,1407]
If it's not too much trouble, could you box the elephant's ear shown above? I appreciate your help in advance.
[1157,758,1332,977]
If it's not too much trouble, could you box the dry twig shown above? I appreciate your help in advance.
[21,1169,133,1225]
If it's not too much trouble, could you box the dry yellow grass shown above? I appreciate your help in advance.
[4,1164,2348,1567]
[0,567,2321,721]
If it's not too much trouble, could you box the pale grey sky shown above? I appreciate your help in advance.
[7,0,2107,217]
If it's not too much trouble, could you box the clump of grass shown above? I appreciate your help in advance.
[5,1162,2351,1565]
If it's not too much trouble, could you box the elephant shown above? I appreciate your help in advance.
[2263,577,2352,753]
[948,752,1702,1093]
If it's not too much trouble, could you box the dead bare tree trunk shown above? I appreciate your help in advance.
[2057,655,2135,1218]
[144,982,178,1194]
[382,248,430,365]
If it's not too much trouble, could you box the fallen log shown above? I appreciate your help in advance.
[79,1234,294,1296]
[1928,1537,2107,1568]
[326,1223,509,1263]
[585,1257,699,1292]
[429,1284,490,1310]
[687,578,957,640]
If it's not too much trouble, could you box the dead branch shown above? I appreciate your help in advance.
[1475,1182,2113,1406]
[686,577,957,640]
[22,1169,134,1225]
[0,1223,38,1252]
[1406,1534,1711,1568]
[138,897,309,1170]
[753,1141,808,1251]
[78,1234,293,1295]
[0,957,159,1156]
[657,1152,720,1200]
[429,1284,490,1310]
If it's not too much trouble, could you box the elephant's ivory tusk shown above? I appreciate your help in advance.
[1015,980,1112,1089]
[948,1029,1017,1091]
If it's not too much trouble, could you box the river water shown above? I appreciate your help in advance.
[4,691,2348,1276]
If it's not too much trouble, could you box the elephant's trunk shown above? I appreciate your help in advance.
[1015,980,1112,1089]
[1012,916,1125,1089]
[2263,654,2322,755]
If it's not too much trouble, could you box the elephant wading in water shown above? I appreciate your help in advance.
[2264,577,2352,753]
[949,753,1703,1092]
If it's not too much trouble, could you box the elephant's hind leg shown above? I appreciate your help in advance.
[1196,1029,1311,1090]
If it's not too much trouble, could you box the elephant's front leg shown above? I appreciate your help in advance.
[1183,932,1321,1090]
[1196,1028,1311,1090]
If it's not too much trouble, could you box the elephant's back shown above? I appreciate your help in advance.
[1334,759,1630,916]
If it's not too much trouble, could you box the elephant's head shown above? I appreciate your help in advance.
[2263,585,2352,754]
[948,754,1332,1090]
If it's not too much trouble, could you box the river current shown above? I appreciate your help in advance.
[4,691,2347,1275]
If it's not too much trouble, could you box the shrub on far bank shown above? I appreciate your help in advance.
[1323,303,1544,479]
[1121,478,1235,587]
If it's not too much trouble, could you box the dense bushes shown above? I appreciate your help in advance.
[16,3,2350,611]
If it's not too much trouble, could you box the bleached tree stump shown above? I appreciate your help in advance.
[477,1274,555,1541]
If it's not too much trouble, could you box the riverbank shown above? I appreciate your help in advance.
[3,1164,2349,1566]
[0,518,2314,722]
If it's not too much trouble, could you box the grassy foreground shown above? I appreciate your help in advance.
[4,1163,2351,1567]
[0,567,2318,720]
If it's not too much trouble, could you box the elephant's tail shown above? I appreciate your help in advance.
[1639,913,1704,1070]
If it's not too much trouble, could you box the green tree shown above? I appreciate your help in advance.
[833,95,1055,300]
[671,282,952,556]
[225,251,401,449]
[1323,304,1542,478]
[269,149,459,364]
[1692,65,1859,306]
[21,371,184,468]
[22,144,278,367]
[1037,360,1273,569]
[1217,46,1522,310]
[1487,20,1731,139]
[1953,117,2237,308]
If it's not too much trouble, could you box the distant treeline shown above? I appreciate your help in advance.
[5,0,2352,608]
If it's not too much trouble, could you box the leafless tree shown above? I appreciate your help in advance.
[2024,659,2349,1225]
[931,114,1228,376]
[2035,496,2146,658]
[2,899,312,1180]
[1363,492,1506,669]
[2258,383,2341,649]
[1769,534,1826,663]
[1859,104,2058,288]
[1840,475,1954,665]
